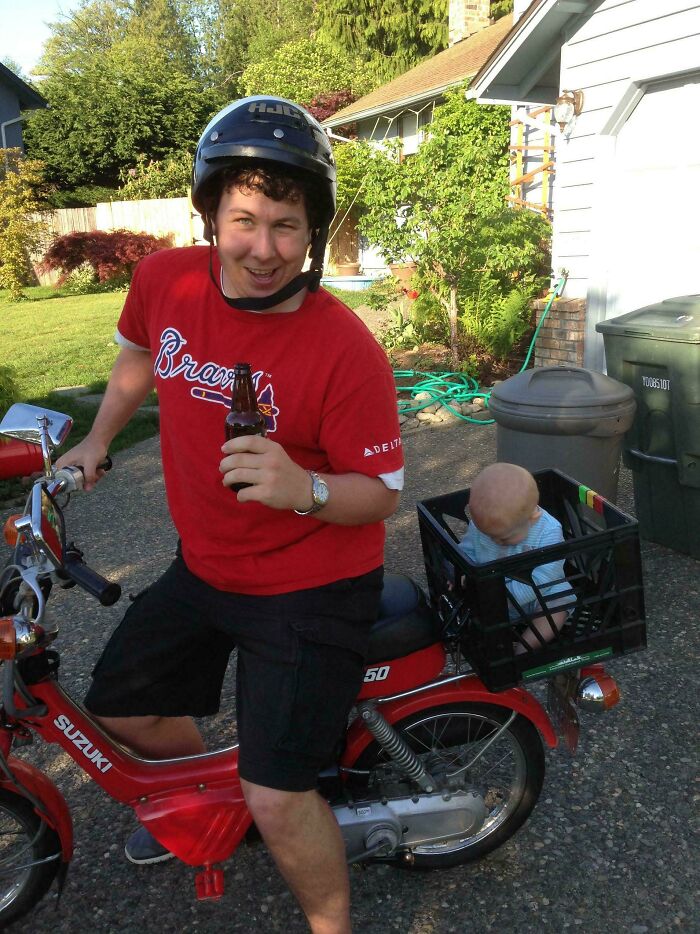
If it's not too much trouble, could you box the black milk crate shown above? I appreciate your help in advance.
[417,469,646,691]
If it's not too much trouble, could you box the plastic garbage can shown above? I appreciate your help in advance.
[596,295,700,557]
[488,366,636,502]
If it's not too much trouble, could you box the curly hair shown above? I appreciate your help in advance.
[201,163,323,231]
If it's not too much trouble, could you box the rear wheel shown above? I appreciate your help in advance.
[350,703,545,869]
[0,789,61,926]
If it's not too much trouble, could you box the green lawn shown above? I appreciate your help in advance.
[1,288,127,398]
[0,287,159,502]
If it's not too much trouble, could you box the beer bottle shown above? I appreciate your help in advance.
[225,362,267,492]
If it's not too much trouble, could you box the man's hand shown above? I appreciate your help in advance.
[220,435,312,511]
[55,435,110,492]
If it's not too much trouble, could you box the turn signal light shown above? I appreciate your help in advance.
[3,515,21,547]
[0,619,17,660]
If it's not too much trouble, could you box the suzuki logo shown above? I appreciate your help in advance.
[54,714,113,773]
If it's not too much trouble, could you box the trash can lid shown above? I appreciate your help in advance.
[490,366,635,411]
[595,295,700,343]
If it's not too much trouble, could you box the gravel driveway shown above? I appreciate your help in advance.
[2,422,697,933]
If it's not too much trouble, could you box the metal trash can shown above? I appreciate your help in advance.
[596,295,700,557]
[488,366,636,502]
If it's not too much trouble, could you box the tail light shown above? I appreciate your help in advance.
[0,439,43,480]
[0,619,17,660]
[576,664,620,712]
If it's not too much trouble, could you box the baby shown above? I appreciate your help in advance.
[458,463,572,654]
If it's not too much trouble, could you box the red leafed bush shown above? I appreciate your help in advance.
[42,229,172,284]
[306,90,356,126]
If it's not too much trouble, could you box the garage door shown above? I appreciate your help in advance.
[604,74,700,321]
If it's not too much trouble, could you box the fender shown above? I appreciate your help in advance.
[0,757,73,861]
[343,674,557,767]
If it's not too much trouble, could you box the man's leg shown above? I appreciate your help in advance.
[241,778,351,934]
[94,714,206,758]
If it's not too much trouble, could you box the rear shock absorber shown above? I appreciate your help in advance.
[357,702,435,793]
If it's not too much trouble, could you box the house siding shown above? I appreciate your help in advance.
[0,83,24,149]
[553,0,700,305]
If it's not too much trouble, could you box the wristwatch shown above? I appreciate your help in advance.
[294,470,330,515]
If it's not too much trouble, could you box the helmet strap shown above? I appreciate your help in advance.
[207,223,328,311]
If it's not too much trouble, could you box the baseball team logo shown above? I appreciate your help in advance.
[155,327,279,432]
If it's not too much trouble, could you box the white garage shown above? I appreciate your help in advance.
[468,0,700,371]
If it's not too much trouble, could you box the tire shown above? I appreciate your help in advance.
[349,702,545,869]
[0,789,61,927]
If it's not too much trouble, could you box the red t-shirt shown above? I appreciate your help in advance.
[117,246,404,595]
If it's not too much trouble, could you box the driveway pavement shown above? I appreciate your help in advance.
[2,421,697,933]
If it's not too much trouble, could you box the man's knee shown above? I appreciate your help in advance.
[94,713,163,744]
[241,779,314,835]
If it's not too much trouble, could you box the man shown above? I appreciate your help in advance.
[57,97,404,934]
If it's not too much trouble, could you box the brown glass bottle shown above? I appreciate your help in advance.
[225,362,267,492]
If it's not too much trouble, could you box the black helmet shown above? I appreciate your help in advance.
[192,96,336,311]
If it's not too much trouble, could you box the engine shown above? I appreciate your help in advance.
[333,787,487,862]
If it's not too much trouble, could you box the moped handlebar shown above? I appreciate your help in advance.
[61,549,122,607]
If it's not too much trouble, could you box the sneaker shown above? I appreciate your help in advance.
[125,826,175,865]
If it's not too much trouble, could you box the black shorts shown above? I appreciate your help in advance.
[84,556,383,792]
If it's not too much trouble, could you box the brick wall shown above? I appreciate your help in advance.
[532,297,586,368]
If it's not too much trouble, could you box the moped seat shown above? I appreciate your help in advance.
[366,573,440,663]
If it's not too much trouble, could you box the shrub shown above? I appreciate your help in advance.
[61,261,130,294]
[0,365,20,413]
[362,276,403,314]
[117,152,191,201]
[0,149,45,301]
[42,229,172,285]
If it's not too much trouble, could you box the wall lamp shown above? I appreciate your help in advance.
[553,89,584,137]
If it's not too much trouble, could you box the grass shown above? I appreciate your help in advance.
[324,286,371,311]
[0,286,160,503]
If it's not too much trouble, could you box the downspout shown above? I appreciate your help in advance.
[1,115,27,164]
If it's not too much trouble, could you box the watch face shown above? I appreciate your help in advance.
[312,474,330,506]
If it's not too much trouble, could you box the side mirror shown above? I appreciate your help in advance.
[0,403,73,450]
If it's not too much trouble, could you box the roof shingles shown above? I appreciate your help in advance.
[324,15,513,125]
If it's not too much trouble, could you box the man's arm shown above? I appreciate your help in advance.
[56,347,155,489]
[219,435,400,525]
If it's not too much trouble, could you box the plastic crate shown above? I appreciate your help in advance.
[417,469,646,691]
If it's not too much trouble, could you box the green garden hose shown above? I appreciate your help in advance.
[394,274,568,425]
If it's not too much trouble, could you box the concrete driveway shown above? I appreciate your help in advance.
[2,421,697,933]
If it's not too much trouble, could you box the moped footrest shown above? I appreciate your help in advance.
[195,865,225,900]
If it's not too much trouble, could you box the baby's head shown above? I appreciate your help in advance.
[468,463,540,546]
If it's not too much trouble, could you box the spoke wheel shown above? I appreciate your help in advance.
[0,790,61,925]
[350,703,545,869]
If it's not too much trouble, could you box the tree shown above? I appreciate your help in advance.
[317,0,448,82]
[25,32,216,190]
[0,150,45,301]
[240,36,371,106]
[209,0,318,99]
[1,59,28,81]
[357,88,550,362]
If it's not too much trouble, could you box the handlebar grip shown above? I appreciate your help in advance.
[62,556,122,607]
[75,456,113,474]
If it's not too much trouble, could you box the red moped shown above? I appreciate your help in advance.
[0,402,645,927]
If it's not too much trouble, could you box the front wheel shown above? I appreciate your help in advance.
[350,702,545,869]
[0,789,61,926]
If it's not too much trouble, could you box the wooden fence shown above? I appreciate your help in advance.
[32,196,206,284]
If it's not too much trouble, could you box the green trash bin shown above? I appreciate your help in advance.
[596,295,700,557]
